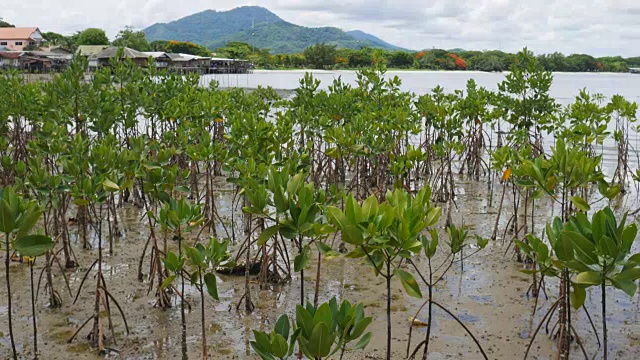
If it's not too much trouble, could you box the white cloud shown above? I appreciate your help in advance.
[1,0,638,56]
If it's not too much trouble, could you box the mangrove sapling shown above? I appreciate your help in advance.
[456,80,495,181]
[0,186,43,360]
[561,90,610,159]
[406,226,489,360]
[15,234,55,360]
[250,297,372,360]
[256,169,336,306]
[159,196,206,359]
[327,187,441,360]
[496,48,558,158]
[561,208,640,360]
[518,139,620,358]
[607,95,638,194]
[68,178,130,353]
[184,237,230,359]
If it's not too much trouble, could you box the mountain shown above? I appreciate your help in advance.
[346,30,406,51]
[144,6,281,46]
[143,6,405,54]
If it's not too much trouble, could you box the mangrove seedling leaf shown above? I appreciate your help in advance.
[395,269,422,298]
[203,273,219,300]
[294,247,310,272]
[16,207,42,240]
[274,314,290,339]
[610,278,638,297]
[296,304,314,338]
[351,331,372,350]
[102,179,120,192]
[313,303,333,330]
[570,284,587,310]
[160,274,176,290]
[270,333,289,359]
[570,196,590,212]
[258,225,280,246]
[308,323,334,358]
[0,199,15,233]
[341,225,363,245]
[575,271,602,285]
[14,235,54,257]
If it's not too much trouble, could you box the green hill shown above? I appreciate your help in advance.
[346,30,407,51]
[143,6,405,54]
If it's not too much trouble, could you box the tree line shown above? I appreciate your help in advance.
[4,20,638,72]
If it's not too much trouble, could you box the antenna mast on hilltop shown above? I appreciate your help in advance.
[252,16,255,54]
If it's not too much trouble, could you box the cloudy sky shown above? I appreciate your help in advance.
[2,0,638,56]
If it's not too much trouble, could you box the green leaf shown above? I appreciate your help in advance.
[611,278,638,297]
[554,236,574,261]
[575,271,602,285]
[395,269,422,298]
[251,342,276,360]
[313,303,333,330]
[102,179,120,192]
[325,206,347,229]
[16,207,42,240]
[14,235,54,257]
[570,285,587,310]
[296,304,314,338]
[351,331,372,350]
[308,323,334,358]
[570,196,590,212]
[160,274,176,290]
[361,195,379,220]
[564,231,597,264]
[258,225,280,246]
[270,333,288,358]
[203,273,219,300]
[74,198,89,206]
[341,225,363,245]
[615,268,640,282]
[252,330,274,359]
[273,187,287,213]
[0,199,15,233]
[274,314,290,339]
[598,235,618,259]
[425,207,441,227]
[286,173,304,196]
[294,248,310,272]
[347,317,371,340]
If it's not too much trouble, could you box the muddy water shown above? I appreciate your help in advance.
[1,171,640,360]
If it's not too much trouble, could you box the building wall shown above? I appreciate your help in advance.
[0,30,43,51]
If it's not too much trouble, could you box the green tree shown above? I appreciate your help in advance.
[112,27,151,51]
[303,43,337,69]
[348,48,374,68]
[386,51,415,68]
[215,41,254,59]
[565,54,598,72]
[165,40,211,56]
[149,40,169,52]
[76,28,110,46]
[0,18,14,27]
[42,31,66,46]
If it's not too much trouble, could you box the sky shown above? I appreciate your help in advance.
[2,0,638,57]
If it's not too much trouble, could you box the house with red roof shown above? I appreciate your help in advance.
[0,27,43,51]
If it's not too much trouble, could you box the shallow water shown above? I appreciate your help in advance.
[1,174,640,359]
